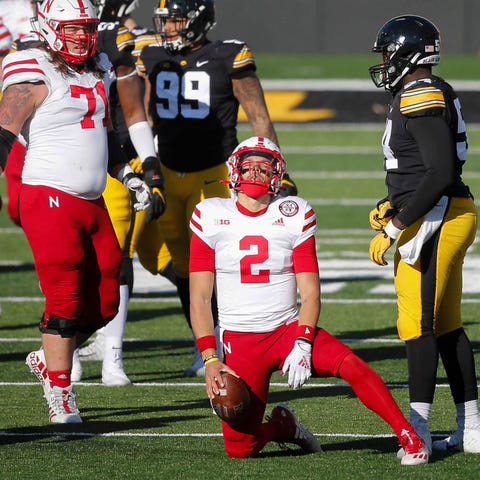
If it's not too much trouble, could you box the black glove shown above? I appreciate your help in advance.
[142,156,166,221]
[278,172,298,197]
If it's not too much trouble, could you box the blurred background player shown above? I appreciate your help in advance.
[368,15,480,455]
[138,0,296,376]
[0,0,36,67]
[73,0,166,386]
[4,0,151,423]
[189,136,428,464]
[0,0,41,319]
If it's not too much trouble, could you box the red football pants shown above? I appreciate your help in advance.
[19,185,122,330]
[221,322,352,457]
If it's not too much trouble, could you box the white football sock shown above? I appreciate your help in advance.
[456,400,480,428]
[103,284,129,367]
[410,402,432,425]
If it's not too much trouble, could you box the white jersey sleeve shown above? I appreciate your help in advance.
[0,19,12,53]
[190,196,318,333]
[0,0,33,41]
[2,49,111,200]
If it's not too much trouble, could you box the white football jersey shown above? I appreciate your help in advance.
[190,196,318,333]
[2,49,112,200]
[0,18,12,52]
[0,0,33,42]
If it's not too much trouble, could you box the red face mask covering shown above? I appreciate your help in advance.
[239,181,270,198]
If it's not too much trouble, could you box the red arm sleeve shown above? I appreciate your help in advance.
[189,233,215,272]
[292,235,318,273]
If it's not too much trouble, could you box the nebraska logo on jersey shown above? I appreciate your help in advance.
[278,200,299,217]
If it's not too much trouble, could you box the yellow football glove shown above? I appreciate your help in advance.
[369,198,396,231]
[129,157,144,175]
[369,232,395,266]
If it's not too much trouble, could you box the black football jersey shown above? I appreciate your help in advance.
[97,21,136,147]
[138,40,256,172]
[97,21,134,67]
[382,75,471,218]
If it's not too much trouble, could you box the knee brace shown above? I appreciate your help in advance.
[39,314,79,338]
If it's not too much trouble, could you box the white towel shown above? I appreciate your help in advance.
[398,195,448,265]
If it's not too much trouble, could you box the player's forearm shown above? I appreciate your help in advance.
[190,299,215,339]
[296,272,321,329]
[233,74,279,145]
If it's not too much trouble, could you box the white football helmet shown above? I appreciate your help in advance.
[226,136,286,196]
[36,0,99,64]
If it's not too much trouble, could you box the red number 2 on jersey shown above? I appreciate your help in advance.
[239,235,270,284]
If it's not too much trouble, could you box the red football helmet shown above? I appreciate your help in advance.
[226,136,286,197]
[36,0,99,64]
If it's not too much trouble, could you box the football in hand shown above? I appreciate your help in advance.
[211,372,251,424]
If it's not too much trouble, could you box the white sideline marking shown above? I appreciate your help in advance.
[0,431,406,439]
[2,296,480,303]
[0,381,457,388]
[0,431,448,439]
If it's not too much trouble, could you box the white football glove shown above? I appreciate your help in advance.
[282,340,312,390]
[124,174,152,211]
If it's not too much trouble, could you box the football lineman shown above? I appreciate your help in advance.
[368,15,480,454]
[73,0,166,386]
[139,0,294,376]
[3,0,151,423]
[189,136,428,464]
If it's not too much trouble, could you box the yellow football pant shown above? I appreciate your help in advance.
[103,175,172,274]
[395,197,477,341]
[103,175,132,250]
[157,162,230,278]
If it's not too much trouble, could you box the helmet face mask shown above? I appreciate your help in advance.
[369,15,440,93]
[227,137,286,197]
[36,0,99,64]
[153,0,215,52]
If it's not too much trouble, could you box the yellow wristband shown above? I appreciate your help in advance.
[204,356,219,366]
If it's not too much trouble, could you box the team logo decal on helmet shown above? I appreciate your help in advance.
[153,0,215,52]
[36,0,99,64]
[225,136,286,197]
[369,15,440,93]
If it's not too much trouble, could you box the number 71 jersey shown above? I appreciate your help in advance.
[2,48,111,199]
[138,39,256,172]
[190,196,318,333]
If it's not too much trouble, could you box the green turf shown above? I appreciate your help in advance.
[1,124,479,479]
[254,53,480,80]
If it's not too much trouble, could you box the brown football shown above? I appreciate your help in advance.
[211,372,251,424]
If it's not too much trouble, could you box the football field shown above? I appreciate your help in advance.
[1,123,479,479]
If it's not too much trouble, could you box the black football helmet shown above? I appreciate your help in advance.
[153,0,215,52]
[369,15,440,93]
[96,0,139,22]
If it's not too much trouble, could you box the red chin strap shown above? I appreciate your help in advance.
[239,181,270,198]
